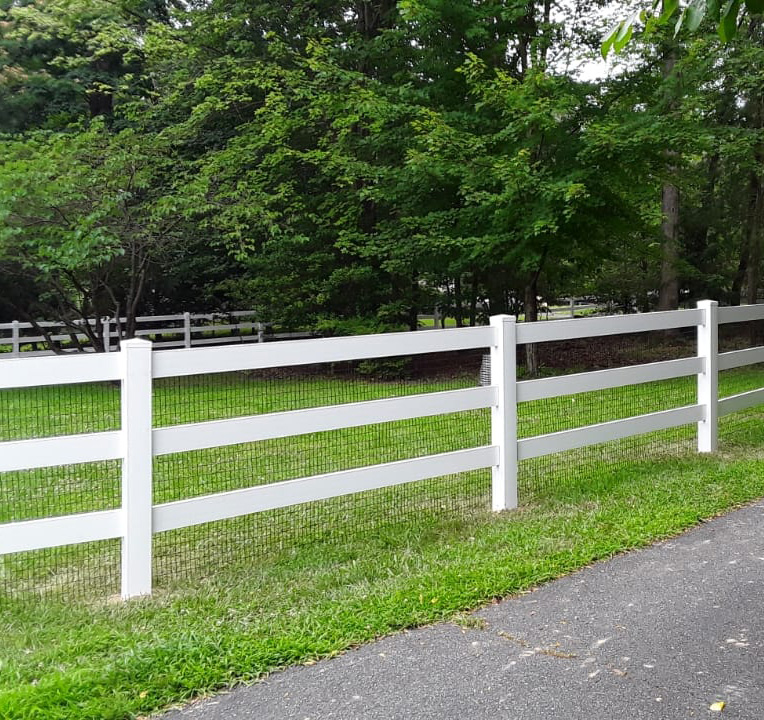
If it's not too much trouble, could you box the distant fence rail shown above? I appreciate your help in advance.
[1,300,763,599]
[0,311,315,357]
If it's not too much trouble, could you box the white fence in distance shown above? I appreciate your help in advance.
[1,300,764,599]
[0,311,315,357]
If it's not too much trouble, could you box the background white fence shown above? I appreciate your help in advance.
[0,311,314,357]
[1,300,763,598]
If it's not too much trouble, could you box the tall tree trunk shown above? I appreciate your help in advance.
[454,275,464,327]
[408,272,419,331]
[746,170,764,344]
[658,179,680,310]
[745,173,763,307]
[524,277,539,376]
[746,51,764,342]
[469,272,479,326]
[441,282,452,329]
[731,248,748,306]
[88,55,118,120]
[356,0,396,40]
[487,274,508,316]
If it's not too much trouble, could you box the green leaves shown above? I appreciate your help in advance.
[675,0,708,33]
[0,0,153,132]
[602,0,764,56]
[601,13,639,59]
[0,121,186,326]
[718,0,742,40]
[662,0,681,20]
[407,58,630,290]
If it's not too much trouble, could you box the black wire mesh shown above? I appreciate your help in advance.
[154,470,491,591]
[0,382,121,601]
[1,540,120,601]
[516,329,698,501]
[519,428,695,503]
[719,319,764,354]
[523,328,697,374]
[1,461,122,523]
[718,320,764,445]
[0,464,122,600]
[0,382,120,441]
[152,350,491,586]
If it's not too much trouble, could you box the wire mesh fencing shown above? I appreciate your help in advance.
[718,320,764,446]
[151,350,491,588]
[516,329,698,502]
[2,317,764,602]
[0,381,122,600]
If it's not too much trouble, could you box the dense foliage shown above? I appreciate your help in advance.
[1,0,763,349]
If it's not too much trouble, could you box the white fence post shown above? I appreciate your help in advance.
[697,300,719,453]
[120,338,154,599]
[183,312,192,348]
[11,320,19,357]
[490,314,518,511]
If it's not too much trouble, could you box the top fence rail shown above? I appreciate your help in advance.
[515,307,703,344]
[718,304,764,324]
[4,302,764,359]
[3,302,763,390]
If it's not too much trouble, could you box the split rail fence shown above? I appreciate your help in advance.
[1,300,764,598]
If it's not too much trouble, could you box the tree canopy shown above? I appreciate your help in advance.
[1,0,763,361]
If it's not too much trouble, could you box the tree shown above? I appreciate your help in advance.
[4,0,764,349]
[407,54,640,371]
[0,123,187,346]
[0,0,162,131]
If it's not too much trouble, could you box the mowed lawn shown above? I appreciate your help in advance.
[0,362,763,719]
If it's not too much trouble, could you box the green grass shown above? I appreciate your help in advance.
[418,316,460,328]
[1,364,764,718]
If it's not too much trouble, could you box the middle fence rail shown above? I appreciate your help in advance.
[1,300,763,598]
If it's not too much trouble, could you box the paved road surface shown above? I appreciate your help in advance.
[162,500,764,719]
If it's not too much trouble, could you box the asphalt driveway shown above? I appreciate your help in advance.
[162,499,764,719]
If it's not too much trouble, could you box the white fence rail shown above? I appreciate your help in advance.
[0,311,314,357]
[1,300,764,598]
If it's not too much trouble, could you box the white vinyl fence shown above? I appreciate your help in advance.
[1,300,764,599]
[0,311,314,357]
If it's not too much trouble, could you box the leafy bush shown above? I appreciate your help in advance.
[356,357,413,380]
[315,316,407,337]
